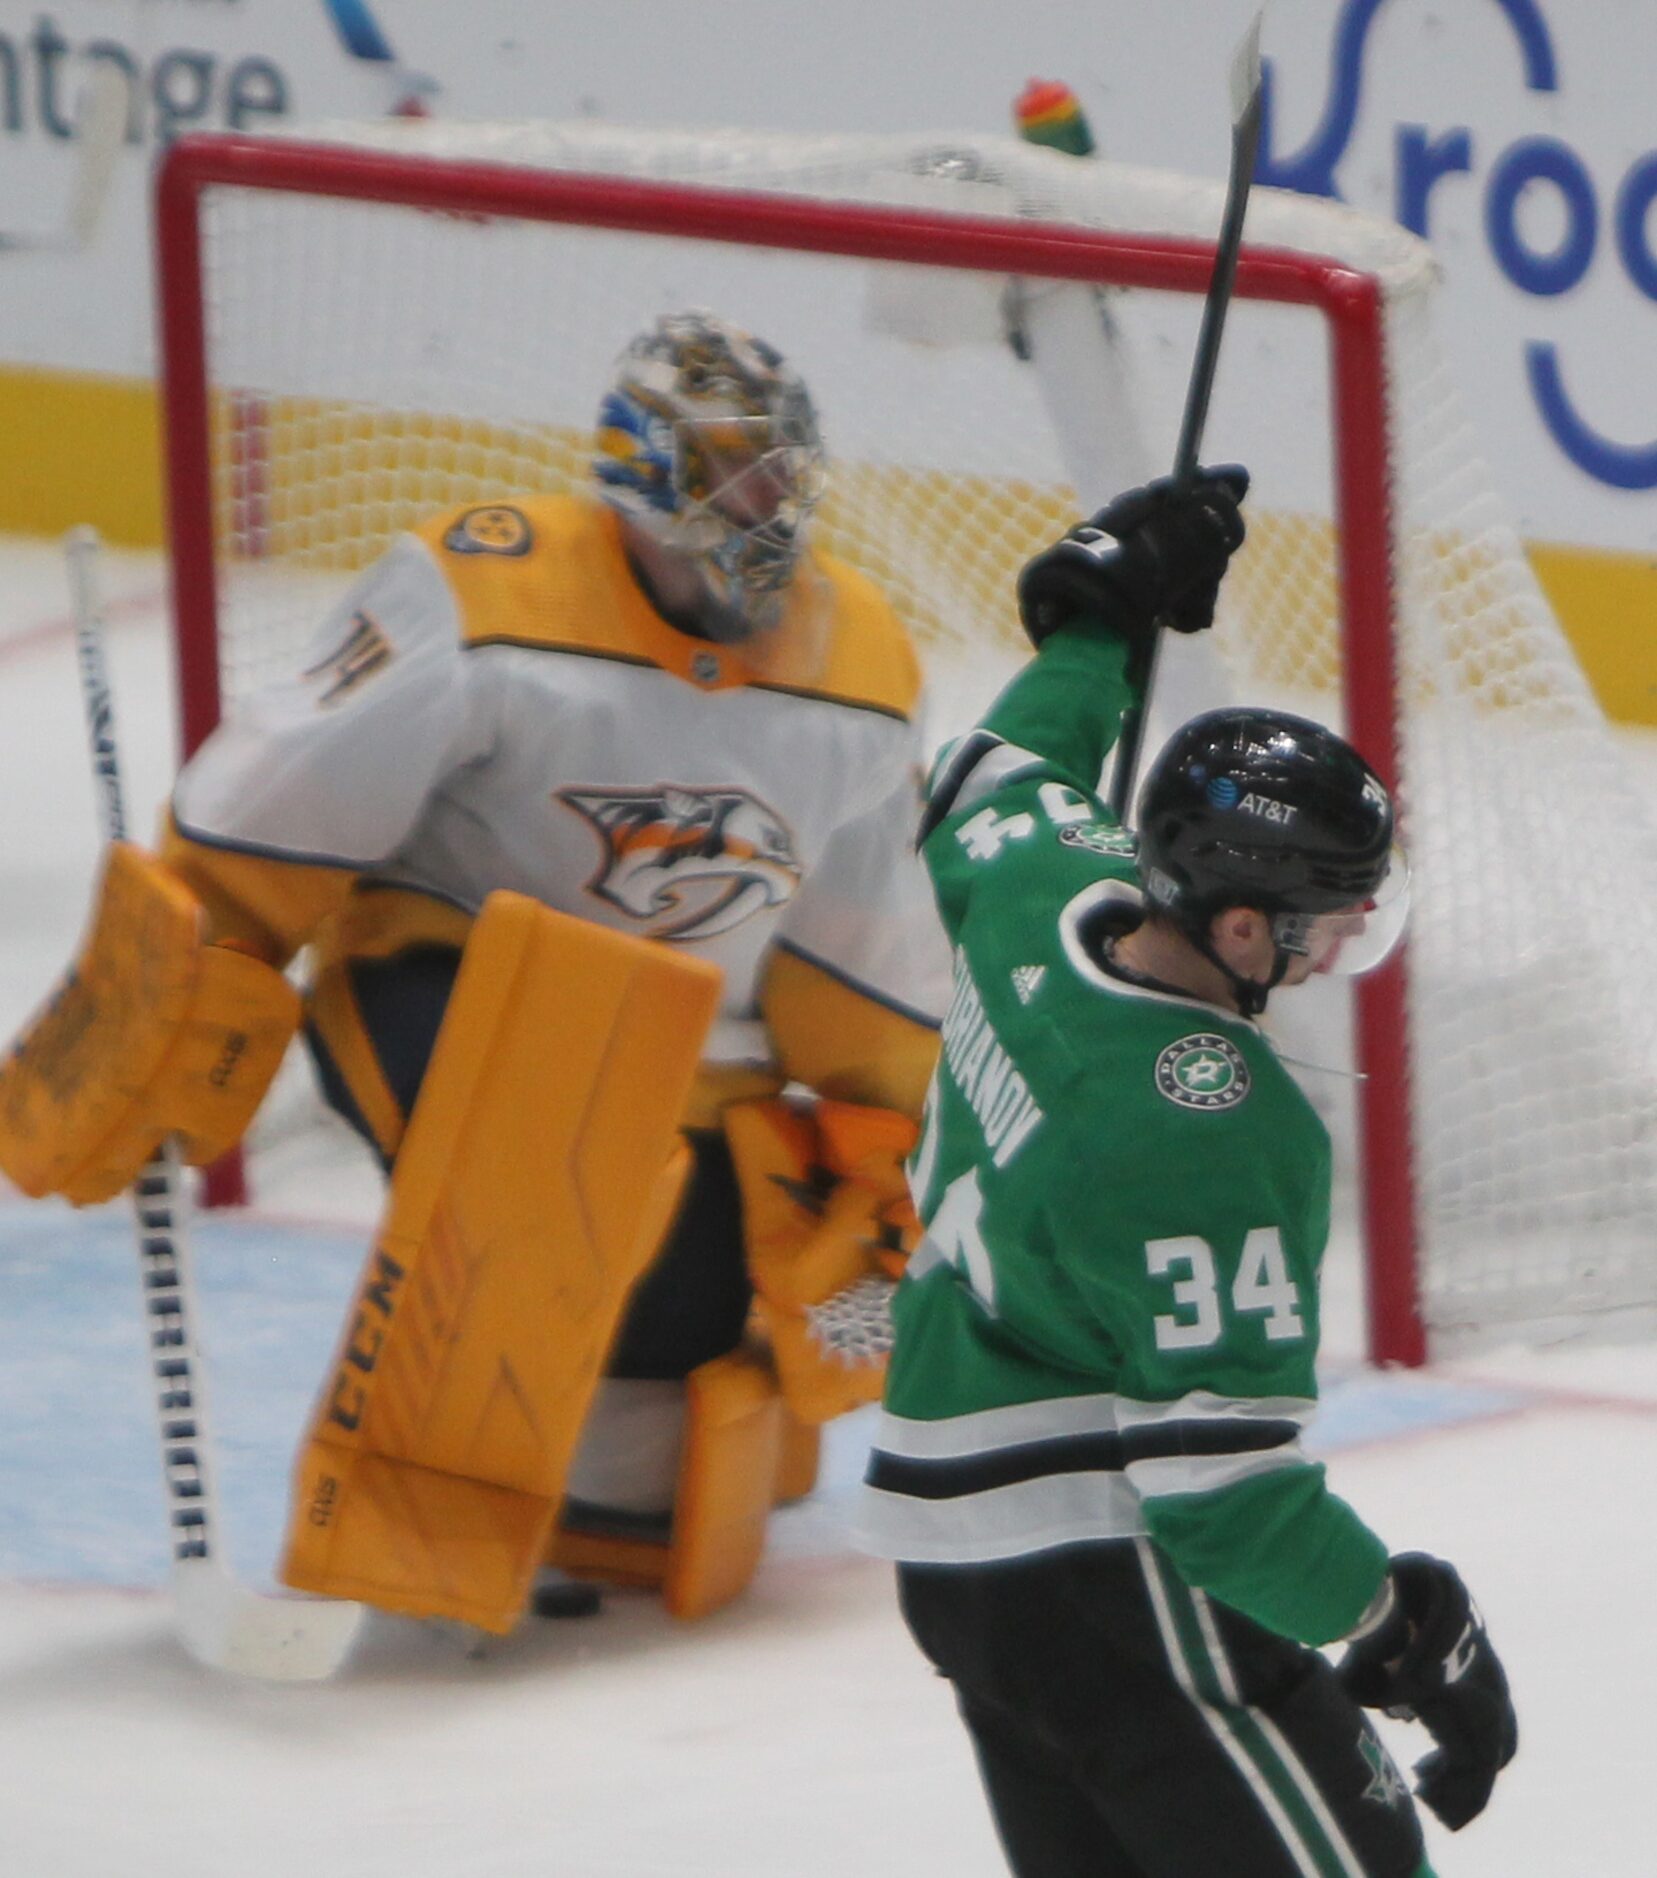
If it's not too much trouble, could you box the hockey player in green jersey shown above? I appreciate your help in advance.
[859,469,1516,1877]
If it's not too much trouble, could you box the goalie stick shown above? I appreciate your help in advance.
[0,65,125,254]
[65,526,366,1681]
[1107,12,1264,822]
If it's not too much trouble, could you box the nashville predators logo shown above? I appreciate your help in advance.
[558,783,803,941]
[442,505,533,556]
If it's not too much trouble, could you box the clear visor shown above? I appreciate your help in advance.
[1271,845,1411,978]
[674,415,827,529]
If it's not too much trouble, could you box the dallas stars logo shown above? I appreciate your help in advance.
[1058,821,1137,859]
[1153,1033,1252,1111]
[1358,1726,1410,1811]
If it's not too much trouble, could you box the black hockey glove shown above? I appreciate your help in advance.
[1338,1553,1518,1832]
[1015,464,1249,652]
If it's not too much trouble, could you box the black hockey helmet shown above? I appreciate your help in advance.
[1137,707,1406,1008]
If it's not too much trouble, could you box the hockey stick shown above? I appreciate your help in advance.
[1108,12,1264,822]
[65,527,366,1681]
[0,64,126,253]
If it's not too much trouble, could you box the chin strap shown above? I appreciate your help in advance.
[1190,929,1292,1018]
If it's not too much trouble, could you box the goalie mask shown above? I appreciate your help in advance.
[593,311,827,640]
[1137,707,1409,1012]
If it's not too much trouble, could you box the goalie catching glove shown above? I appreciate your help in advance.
[1016,465,1249,658]
[1338,1552,1518,1831]
[725,1097,920,1425]
[0,843,298,1203]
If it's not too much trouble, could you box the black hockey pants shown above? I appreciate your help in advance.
[304,942,754,1382]
[898,1544,1433,1878]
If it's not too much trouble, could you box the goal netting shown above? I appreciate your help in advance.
[155,119,1657,1361]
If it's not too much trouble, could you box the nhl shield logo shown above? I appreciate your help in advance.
[559,782,802,941]
[1154,1033,1251,1111]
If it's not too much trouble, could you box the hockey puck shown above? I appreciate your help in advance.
[531,1577,604,1619]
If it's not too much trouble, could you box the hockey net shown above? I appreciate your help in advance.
[156,120,1657,1362]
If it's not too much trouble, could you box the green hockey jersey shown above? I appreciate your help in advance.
[858,627,1387,1647]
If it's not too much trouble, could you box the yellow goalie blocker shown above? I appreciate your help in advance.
[725,1096,919,1424]
[0,843,299,1205]
[281,891,722,1634]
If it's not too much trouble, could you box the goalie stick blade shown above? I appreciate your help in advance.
[0,65,125,253]
[66,64,127,250]
[172,1559,368,1683]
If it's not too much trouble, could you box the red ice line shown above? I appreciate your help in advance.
[0,587,167,665]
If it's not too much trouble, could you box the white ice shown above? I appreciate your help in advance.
[1,537,1653,1876]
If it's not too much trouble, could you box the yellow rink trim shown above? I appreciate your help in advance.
[2,363,1652,726]
[0,366,162,545]
[1528,541,1657,726]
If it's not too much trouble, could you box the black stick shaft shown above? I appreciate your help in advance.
[1174,94,1263,482]
[65,526,223,1571]
[1109,20,1264,822]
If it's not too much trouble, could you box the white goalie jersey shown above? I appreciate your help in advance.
[168,494,949,1104]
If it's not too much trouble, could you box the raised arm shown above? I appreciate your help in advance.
[919,467,1249,934]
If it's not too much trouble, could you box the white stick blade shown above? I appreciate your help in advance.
[173,1560,368,1683]
[67,64,128,248]
[1229,11,1265,123]
[64,524,104,619]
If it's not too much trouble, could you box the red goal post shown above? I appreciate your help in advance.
[153,123,1656,1365]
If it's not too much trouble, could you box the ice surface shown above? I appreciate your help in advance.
[1,538,1653,1875]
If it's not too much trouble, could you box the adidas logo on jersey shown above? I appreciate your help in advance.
[1011,965,1046,1004]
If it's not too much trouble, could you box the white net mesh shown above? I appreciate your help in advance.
[171,119,1657,1351]
[1383,287,1657,1344]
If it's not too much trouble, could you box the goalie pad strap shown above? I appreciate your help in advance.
[281,891,719,1634]
[0,843,299,1203]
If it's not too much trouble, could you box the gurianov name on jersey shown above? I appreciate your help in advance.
[938,952,1044,1168]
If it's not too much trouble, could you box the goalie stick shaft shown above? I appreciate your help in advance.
[1108,13,1264,822]
[65,529,222,1591]
[64,527,364,1680]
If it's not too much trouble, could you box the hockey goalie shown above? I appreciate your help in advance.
[0,311,950,1633]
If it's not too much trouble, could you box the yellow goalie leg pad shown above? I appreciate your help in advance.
[664,1345,786,1620]
[0,843,299,1204]
[546,1343,787,1620]
[280,891,719,1634]
[774,1408,822,1505]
